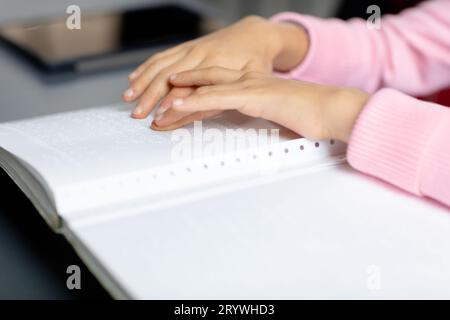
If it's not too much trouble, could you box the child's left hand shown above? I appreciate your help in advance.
[152,67,370,142]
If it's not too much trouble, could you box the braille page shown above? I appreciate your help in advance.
[0,104,345,218]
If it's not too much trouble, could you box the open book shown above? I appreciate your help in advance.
[0,104,345,231]
[2,104,450,299]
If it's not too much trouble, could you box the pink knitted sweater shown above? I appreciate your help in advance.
[271,0,450,208]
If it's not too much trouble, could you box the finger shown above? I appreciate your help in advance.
[171,85,246,113]
[170,67,243,87]
[132,59,201,118]
[154,108,193,128]
[127,44,186,81]
[123,52,185,102]
[151,110,223,131]
[155,87,195,120]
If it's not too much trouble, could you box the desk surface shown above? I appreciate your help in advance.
[0,170,110,299]
[0,2,145,299]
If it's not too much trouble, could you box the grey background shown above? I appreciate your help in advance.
[0,0,341,299]
[0,0,339,24]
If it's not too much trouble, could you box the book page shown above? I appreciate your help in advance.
[67,163,450,299]
[0,104,345,216]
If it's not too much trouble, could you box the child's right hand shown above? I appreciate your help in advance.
[122,16,309,119]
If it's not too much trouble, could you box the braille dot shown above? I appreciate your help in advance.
[300,145,304,151]
[203,164,208,169]
[186,168,191,172]
[284,148,289,153]
[252,155,257,159]
[330,139,335,145]
[268,151,273,156]
[220,161,225,166]
[170,171,175,176]
[236,158,240,162]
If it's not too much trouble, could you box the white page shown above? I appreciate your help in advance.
[67,164,450,299]
[0,104,345,217]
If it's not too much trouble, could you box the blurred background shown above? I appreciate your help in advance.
[0,0,340,23]
[0,0,425,24]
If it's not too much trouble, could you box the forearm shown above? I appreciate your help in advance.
[271,21,309,72]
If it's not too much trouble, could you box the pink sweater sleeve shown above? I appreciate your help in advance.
[271,0,450,207]
[348,89,450,207]
[271,0,450,95]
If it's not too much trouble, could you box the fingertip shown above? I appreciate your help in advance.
[151,121,170,131]
[131,113,145,119]
[171,98,187,112]
[128,71,139,81]
[123,95,134,102]
[133,90,164,118]
[150,121,160,130]
[169,73,183,85]
[131,105,147,119]
[123,88,136,101]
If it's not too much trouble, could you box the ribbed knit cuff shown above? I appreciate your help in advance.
[420,115,450,206]
[347,88,448,195]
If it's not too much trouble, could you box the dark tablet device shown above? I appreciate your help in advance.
[0,4,220,75]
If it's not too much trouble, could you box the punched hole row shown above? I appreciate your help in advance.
[143,140,333,179]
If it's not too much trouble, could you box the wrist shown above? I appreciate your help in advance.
[271,21,309,72]
[240,16,285,62]
[323,88,370,143]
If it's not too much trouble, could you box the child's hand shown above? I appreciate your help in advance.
[154,68,370,142]
[151,86,223,131]
[122,16,309,119]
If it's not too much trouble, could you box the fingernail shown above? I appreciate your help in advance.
[154,113,164,121]
[128,72,137,80]
[173,98,184,107]
[133,106,143,116]
[124,88,135,98]
[169,74,177,81]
